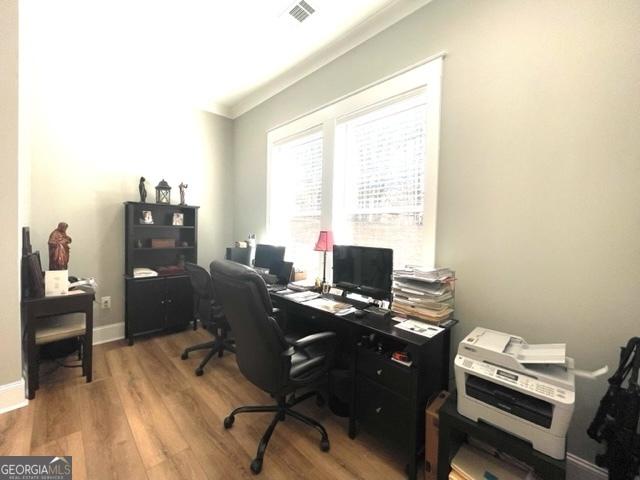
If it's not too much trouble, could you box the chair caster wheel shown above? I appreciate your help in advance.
[316,395,325,407]
[181,352,188,360]
[250,458,262,474]
[195,368,204,376]
[223,416,235,429]
[320,438,330,452]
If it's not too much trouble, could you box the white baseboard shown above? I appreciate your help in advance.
[567,452,607,480]
[93,322,125,345]
[0,379,28,414]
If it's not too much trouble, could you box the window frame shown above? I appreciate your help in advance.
[266,55,443,269]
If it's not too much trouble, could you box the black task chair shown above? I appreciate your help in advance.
[225,247,252,266]
[180,263,235,376]
[210,260,336,474]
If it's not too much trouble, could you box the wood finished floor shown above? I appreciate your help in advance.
[0,328,408,479]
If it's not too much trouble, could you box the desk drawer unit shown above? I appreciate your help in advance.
[357,347,412,398]
[356,376,410,447]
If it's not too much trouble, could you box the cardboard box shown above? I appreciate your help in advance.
[425,390,451,480]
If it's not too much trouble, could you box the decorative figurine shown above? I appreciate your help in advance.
[139,177,147,203]
[48,222,72,270]
[155,179,171,204]
[179,182,188,205]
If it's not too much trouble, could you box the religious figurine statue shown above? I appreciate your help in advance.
[48,222,72,270]
[178,182,188,205]
[139,176,147,202]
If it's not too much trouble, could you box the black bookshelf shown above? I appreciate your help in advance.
[124,202,199,276]
[123,201,199,344]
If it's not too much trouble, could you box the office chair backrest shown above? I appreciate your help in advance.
[225,247,252,266]
[185,262,216,327]
[210,260,289,393]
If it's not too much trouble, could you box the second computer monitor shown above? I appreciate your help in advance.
[332,245,393,301]
[254,244,286,273]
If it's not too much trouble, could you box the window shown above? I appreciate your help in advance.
[268,129,323,276]
[267,57,443,277]
[335,93,428,268]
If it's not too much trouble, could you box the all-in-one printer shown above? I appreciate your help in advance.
[455,328,576,459]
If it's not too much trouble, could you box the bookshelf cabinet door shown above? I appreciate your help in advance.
[165,276,193,329]
[127,278,166,335]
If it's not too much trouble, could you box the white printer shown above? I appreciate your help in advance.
[455,328,575,460]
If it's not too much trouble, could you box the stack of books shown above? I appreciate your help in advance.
[391,266,455,325]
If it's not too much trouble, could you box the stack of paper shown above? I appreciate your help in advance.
[449,444,533,480]
[391,266,455,325]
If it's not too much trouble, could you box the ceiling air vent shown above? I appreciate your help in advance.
[289,0,315,23]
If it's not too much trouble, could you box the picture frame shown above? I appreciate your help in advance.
[140,210,154,224]
[172,213,184,226]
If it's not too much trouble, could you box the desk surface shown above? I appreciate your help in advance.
[22,290,94,304]
[272,291,455,347]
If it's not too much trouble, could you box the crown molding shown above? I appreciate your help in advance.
[202,101,233,119]
[228,0,433,119]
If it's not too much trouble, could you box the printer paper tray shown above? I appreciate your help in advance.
[466,375,553,428]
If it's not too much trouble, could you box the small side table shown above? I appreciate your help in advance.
[437,394,566,480]
[21,291,94,399]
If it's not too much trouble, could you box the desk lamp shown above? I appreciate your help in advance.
[314,230,334,285]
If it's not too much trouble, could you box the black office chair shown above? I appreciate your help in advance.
[180,263,235,376]
[225,247,252,266]
[210,259,336,474]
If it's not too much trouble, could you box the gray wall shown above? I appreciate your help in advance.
[21,3,236,327]
[27,112,234,328]
[233,0,640,460]
[0,0,22,386]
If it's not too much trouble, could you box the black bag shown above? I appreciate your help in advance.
[588,337,640,480]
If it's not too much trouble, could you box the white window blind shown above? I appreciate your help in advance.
[267,57,443,277]
[268,129,323,275]
[336,93,429,268]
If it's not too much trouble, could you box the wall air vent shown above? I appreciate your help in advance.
[289,0,315,23]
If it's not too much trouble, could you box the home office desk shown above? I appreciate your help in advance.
[21,291,94,399]
[271,291,454,480]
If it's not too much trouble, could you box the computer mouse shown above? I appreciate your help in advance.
[354,309,366,318]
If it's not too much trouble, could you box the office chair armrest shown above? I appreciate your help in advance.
[291,331,336,349]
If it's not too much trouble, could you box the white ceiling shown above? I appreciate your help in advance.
[22,0,430,118]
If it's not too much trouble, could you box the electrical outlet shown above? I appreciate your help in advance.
[101,296,111,309]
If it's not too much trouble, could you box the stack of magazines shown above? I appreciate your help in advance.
[391,266,455,325]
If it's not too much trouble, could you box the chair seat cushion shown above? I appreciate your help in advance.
[35,314,85,345]
[290,349,326,380]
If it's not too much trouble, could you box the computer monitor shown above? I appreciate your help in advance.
[254,244,286,273]
[332,245,393,301]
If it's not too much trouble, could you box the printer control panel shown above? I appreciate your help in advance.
[460,356,573,404]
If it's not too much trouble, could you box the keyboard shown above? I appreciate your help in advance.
[365,305,392,317]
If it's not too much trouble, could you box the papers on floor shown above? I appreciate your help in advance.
[449,443,541,480]
[394,319,444,338]
[391,266,456,325]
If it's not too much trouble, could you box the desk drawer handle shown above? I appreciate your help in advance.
[376,369,383,376]
[375,407,382,414]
